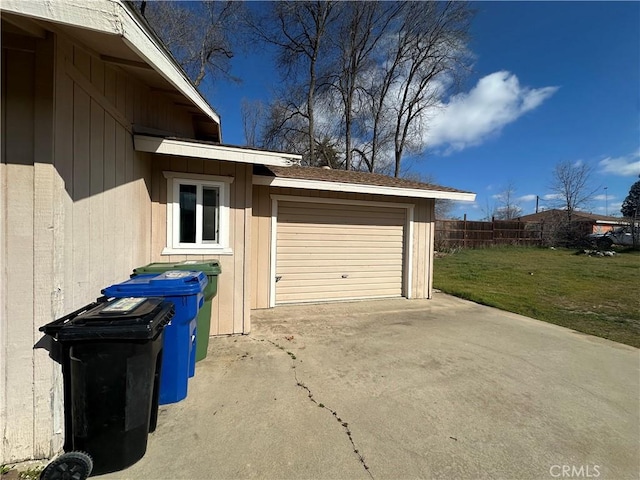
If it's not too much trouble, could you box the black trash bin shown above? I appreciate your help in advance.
[40,297,174,475]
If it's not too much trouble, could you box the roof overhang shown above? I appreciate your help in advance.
[253,175,476,201]
[134,135,302,167]
[594,219,627,225]
[1,0,221,140]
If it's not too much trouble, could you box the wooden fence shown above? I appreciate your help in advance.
[435,218,545,249]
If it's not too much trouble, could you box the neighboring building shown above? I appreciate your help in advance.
[517,209,627,235]
[0,0,475,464]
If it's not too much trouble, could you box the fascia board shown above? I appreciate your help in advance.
[594,219,626,225]
[116,4,220,126]
[134,135,302,167]
[254,175,476,201]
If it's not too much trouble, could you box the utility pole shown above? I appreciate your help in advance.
[604,186,608,216]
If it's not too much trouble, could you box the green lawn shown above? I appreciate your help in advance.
[433,247,640,348]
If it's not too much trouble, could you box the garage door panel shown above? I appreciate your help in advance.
[278,252,402,268]
[276,258,402,268]
[279,202,405,217]
[278,275,401,288]
[278,245,403,254]
[277,269,402,278]
[278,224,403,234]
[278,215,405,227]
[277,284,402,295]
[279,204,405,226]
[277,288,402,304]
[276,264,403,274]
[277,281,402,292]
[278,241,402,249]
[278,232,404,241]
[276,200,406,304]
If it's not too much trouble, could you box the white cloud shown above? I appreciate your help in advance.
[594,203,622,214]
[425,71,558,153]
[518,194,537,202]
[454,200,480,210]
[543,193,563,201]
[593,194,615,201]
[599,150,640,177]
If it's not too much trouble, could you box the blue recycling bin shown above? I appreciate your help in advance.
[103,271,207,405]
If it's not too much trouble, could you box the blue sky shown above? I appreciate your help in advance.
[205,1,640,220]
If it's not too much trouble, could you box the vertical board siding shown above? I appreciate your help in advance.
[411,198,434,299]
[243,167,253,333]
[32,36,58,458]
[150,159,251,335]
[2,45,37,461]
[425,199,435,298]
[1,28,201,464]
[72,53,92,306]
[251,185,272,309]
[412,199,425,298]
[89,53,105,298]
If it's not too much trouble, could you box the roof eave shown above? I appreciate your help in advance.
[134,135,302,167]
[253,175,476,201]
[1,0,221,134]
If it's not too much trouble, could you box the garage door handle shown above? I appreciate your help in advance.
[342,274,348,278]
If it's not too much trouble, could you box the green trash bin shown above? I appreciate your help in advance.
[133,261,221,361]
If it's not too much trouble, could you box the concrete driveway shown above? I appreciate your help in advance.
[96,294,639,480]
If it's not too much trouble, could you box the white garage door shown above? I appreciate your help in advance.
[275,200,406,304]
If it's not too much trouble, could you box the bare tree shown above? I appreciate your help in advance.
[481,197,498,222]
[260,94,318,162]
[135,1,242,88]
[328,2,404,170]
[252,1,472,176]
[355,1,472,176]
[493,182,522,220]
[545,160,599,246]
[248,1,338,165]
[548,160,599,221]
[240,99,265,147]
[391,2,472,177]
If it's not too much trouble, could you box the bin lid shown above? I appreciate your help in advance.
[104,270,208,298]
[134,260,221,276]
[40,297,174,342]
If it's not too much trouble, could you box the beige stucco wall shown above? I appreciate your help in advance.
[1,26,199,463]
[251,186,435,309]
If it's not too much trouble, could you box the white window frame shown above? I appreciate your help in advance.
[163,171,233,255]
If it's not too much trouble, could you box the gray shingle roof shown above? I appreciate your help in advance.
[255,165,472,195]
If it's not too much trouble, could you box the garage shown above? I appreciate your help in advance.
[275,198,408,304]
[251,165,476,310]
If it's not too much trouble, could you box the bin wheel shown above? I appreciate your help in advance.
[40,451,93,480]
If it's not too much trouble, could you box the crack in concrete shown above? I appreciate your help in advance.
[259,338,374,479]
